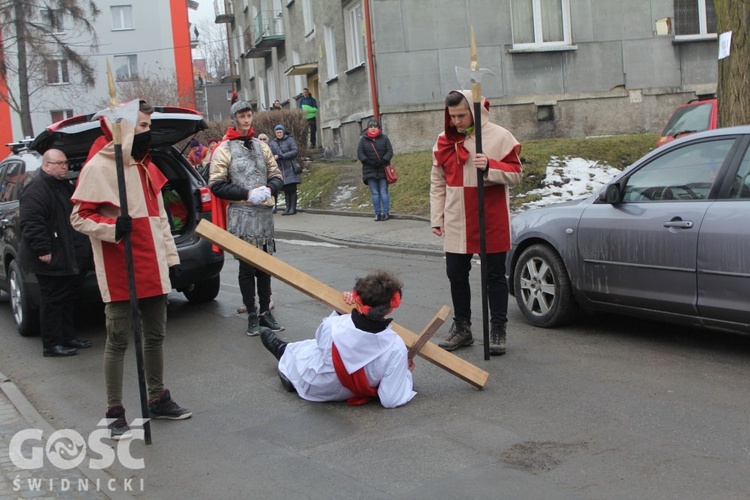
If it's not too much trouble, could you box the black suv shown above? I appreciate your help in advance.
[0,107,224,336]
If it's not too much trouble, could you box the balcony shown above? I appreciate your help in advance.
[213,0,233,23]
[252,10,285,48]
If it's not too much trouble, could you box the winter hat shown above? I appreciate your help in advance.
[230,100,252,117]
[367,119,380,129]
[274,124,286,132]
[189,139,200,148]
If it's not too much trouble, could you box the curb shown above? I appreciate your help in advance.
[0,371,131,500]
[276,210,443,257]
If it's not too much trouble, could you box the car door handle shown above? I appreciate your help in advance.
[663,220,693,229]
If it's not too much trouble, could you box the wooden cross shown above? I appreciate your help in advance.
[195,220,489,389]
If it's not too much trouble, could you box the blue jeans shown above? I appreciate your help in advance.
[367,178,390,215]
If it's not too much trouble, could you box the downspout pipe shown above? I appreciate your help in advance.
[363,0,379,120]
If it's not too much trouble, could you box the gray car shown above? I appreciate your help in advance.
[507,126,750,334]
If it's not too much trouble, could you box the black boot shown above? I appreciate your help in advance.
[289,188,298,215]
[282,187,293,215]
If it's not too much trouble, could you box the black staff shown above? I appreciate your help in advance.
[104,63,152,444]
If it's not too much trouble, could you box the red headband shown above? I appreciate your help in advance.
[351,290,401,315]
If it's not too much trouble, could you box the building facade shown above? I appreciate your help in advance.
[0,0,195,154]
[217,0,719,158]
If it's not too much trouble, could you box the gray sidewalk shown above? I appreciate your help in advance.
[274,209,443,256]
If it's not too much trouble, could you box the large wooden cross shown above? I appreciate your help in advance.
[195,220,489,389]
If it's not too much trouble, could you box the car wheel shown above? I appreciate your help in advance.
[514,244,577,328]
[8,260,40,336]
[182,275,221,303]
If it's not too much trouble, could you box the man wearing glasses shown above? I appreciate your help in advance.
[19,149,93,357]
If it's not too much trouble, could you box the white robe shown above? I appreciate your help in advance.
[278,312,417,408]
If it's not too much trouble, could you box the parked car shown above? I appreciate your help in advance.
[657,96,717,146]
[0,107,224,336]
[507,126,750,334]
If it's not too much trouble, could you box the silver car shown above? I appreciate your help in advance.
[507,126,750,334]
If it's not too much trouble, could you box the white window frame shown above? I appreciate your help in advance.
[50,109,74,123]
[111,5,134,31]
[324,26,338,80]
[114,54,138,81]
[674,0,717,40]
[344,2,365,69]
[510,0,572,50]
[302,0,313,36]
[41,9,65,34]
[279,58,290,102]
[47,60,69,85]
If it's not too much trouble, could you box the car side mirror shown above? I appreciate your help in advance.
[600,184,622,204]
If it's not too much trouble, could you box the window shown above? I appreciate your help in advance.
[292,51,304,95]
[622,139,734,203]
[324,26,338,80]
[1,163,24,203]
[47,60,69,84]
[674,0,716,36]
[730,147,750,199]
[279,58,290,101]
[511,0,572,49]
[114,54,138,81]
[41,9,64,33]
[50,109,74,123]
[267,68,276,107]
[302,0,313,35]
[344,2,365,69]
[111,5,133,30]
[257,76,266,110]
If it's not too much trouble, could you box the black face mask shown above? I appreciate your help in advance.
[131,130,152,160]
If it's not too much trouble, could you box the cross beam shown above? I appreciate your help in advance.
[195,220,489,389]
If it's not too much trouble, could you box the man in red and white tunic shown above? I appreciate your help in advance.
[71,101,191,440]
[260,271,416,409]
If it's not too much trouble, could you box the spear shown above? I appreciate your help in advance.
[98,61,152,444]
[457,27,494,360]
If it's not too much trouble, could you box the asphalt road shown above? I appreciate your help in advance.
[2,238,750,499]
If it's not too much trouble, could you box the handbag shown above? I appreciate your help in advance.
[370,142,397,184]
[384,164,398,184]
[291,159,303,175]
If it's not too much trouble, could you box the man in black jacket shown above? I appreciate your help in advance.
[19,149,93,357]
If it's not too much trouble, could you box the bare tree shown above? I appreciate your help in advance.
[95,70,192,109]
[194,19,230,81]
[0,0,100,137]
[715,0,750,127]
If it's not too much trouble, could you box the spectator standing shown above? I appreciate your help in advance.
[71,101,191,440]
[298,88,318,149]
[209,100,285,336]
[269,124,300,216]
[19,149,93,357]
[270,100,282,111]
[357,119,394,221]
[430,90,522,355]
[187,139,208,167]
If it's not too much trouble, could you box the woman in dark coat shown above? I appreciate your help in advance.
[269,124,301,215]
[357,119,394,221]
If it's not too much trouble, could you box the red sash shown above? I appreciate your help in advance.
[331,343,378,406]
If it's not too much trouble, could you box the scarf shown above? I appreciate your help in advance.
[366,128,381,138]
[433,98,490,169]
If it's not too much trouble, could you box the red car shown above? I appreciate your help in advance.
[657,97,717,146]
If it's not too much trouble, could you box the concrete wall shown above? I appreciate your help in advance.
[238,0,720,159]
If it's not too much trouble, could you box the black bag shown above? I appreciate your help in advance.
[291,159,303,175]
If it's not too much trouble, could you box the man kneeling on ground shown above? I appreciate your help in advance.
[261,270,416,408]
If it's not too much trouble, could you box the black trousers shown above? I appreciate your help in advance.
[445,252,509,325]
[239,260,272,313]
[37,273,79,349]
[308,118,317,147]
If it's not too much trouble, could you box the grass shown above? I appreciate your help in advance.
[298,133,659,216]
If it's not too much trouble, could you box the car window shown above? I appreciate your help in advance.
[662,102,714,137]
[0,161,24,202]
[729,146,750,199]
[622,139,734,202]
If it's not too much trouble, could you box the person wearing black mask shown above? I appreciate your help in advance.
[71,101,191,441]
